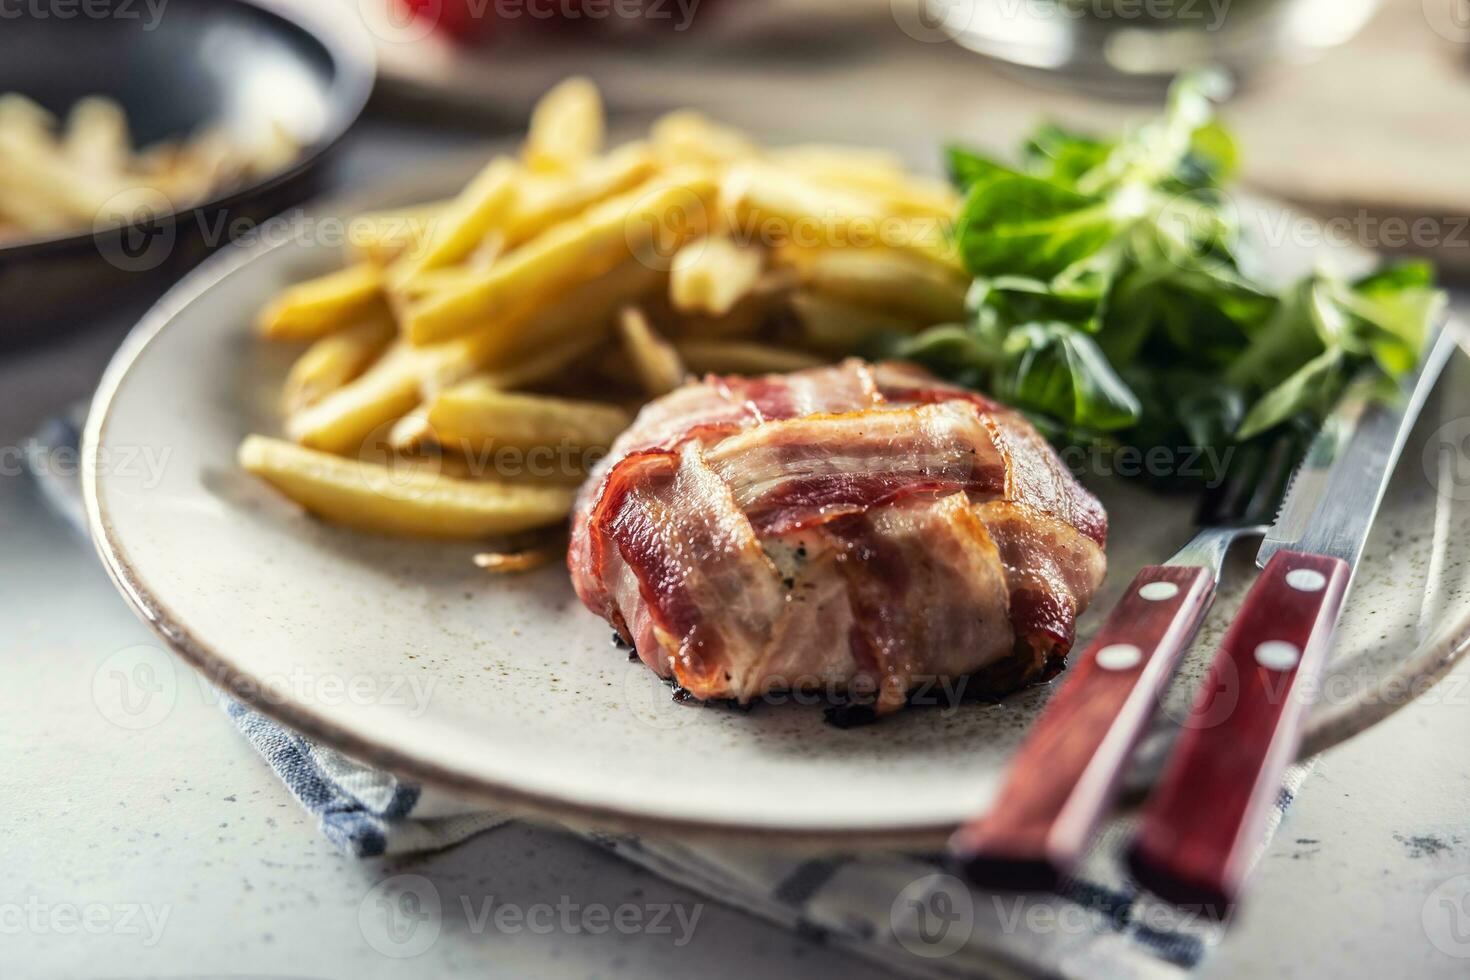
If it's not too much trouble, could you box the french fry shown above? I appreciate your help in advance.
[721,162,886,244]
[837,175,957,222]
[427,383,632,455]
[285,342,425,454]
[473,548,558,573]
[387,408,435,451]
[482,329,610,392]
[502,142,656,246]
[416,259,665,394]
[346,200,448,266]
[391,157,518,285]
[238,435,575,538]
[0,94,55,144]
[238,83,1005,545]
[772,144,907,176]
[391,237,506,305]
[789,291,919,355]
[256,263,385,341]
[280,315,396,414]
[670,268,795,339]
[777,246,967,323]
[721,162,957,269]
[0,94,301,242]
[405,171,714,345]
[772,145,958,220]
[650,110,759,168]
[0,94,301,240]
[466,230,507,271]
[0,182,72,233]
[64,96,130,174]
[674,340,825,375]
[618,307,686,397]
[668,236,764,316]
[523,77,603,173]
[0,121,131,222]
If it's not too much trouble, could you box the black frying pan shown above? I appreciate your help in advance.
[0,0,375,346]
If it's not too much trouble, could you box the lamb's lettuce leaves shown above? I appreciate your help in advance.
[897,72,1445,488]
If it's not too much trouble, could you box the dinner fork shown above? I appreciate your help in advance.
[948,435,1300,890]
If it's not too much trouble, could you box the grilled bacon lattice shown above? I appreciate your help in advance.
[568,360,1107,715]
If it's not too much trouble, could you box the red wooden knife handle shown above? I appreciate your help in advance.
[950,564,1215,890]
[1128,550,1349,916]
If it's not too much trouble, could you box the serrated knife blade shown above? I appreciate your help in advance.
[1257,324,1457,572]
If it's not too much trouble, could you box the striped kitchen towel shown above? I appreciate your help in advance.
[32,407,1312,980]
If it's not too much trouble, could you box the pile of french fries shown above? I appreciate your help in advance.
[240,79,968,557]
[0,94,297,240]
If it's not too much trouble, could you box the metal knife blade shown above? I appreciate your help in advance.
[1258,325,1457,571]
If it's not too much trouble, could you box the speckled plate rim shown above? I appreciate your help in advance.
[80,171,1470,846]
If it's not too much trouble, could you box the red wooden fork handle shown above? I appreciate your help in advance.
[950,564,1214,891]
[1128,550,1349,917]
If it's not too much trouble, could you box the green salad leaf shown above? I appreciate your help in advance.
[898,72,1446,488]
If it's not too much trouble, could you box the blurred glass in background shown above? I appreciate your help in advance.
[927,0,1382,94]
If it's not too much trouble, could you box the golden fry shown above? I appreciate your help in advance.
[346,200,448,266]
[415,259,665,393]
[650,110,759,168]
[390,264,490,303]
[777,246,966,323]
[503,142,656,246]
[405,172,714,345]
[473,548,558,573]
[281,315,396,414]
[524,77,603,173]
[285,342,424,455]
[256,263,385,341]
[618,307,687,397]
[772,143,907,175]
[427,382,632,454]
[64,96,130,173]
[392,157,518,285]
[387,408,435,451]
[789,291,919,355]
[0,93,299,241]
[670,268,795,339]
[244,83,990,545]
[483,330,610,392]
[238,435,575,538]
[771,145,958,219]
[674,339,825,375]
[721,162,957,269]
[669,236,764,316]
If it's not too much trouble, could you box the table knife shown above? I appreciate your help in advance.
[1126,325,1457,915]
[948,437,1300,891]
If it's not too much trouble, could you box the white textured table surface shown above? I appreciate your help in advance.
[4,126,1470,979]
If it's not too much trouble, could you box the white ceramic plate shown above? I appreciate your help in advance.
[83,163,1470,844]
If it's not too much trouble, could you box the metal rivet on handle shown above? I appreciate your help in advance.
[1096,644,1143,670]
[1285,568,1327,592]
[1254,641,1301,671]
[1138,582,1179,601]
